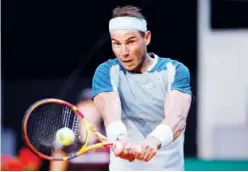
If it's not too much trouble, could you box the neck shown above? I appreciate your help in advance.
[135,53,152,73]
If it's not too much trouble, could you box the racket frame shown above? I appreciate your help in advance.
[23,98,113,161]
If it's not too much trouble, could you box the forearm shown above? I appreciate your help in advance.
[93,92,122,126]
[148,90,192,146]
[162,90,191,140]
[77,100,102,144]
[93,92,127,141]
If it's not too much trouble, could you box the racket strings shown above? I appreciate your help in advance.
[62,112,84,154]
[55,105,87,154]
[26,103,65,156]
[26,103,84,157]
[62,107,71,127]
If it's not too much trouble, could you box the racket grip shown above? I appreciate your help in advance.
[53,157,64,161]
[104,142,114,148]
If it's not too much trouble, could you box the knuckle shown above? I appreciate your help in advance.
[147,157,152,162]
[152,149,157,154]
[144,144,150,149]
[144,157,150,162]
[139,154,145,159]
[149,147,155,152]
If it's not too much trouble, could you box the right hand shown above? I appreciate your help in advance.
[112,135,135,162]
[133,136,160,162]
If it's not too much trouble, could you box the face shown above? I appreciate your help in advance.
[110,30,151,72]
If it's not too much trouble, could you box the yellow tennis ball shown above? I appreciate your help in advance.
[56,127,75,146]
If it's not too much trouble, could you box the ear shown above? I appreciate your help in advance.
[144,31,151,46]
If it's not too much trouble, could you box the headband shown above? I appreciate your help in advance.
[109,16,147,32]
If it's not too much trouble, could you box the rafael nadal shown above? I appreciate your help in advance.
[92,5,192,171]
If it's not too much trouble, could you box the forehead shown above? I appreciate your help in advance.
[110,30,141,40]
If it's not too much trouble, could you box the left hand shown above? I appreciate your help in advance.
[112,135,136,162]
[134,136,161,162]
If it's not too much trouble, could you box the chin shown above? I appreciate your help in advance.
[122,65,133,70]
[124,66,140,73]
[124,67,134,72]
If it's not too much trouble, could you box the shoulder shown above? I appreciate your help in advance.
[92,59,121,97]
[153,56,189,73]
[157,57,192,94]
[92,58,124,88]
[94,58,122,74]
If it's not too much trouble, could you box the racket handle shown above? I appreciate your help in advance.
[53,157,64,161]
[103,142,114,148]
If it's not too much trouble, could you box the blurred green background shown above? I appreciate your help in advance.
[185,158,248,171]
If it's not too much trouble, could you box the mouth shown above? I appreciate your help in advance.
[122,60,133,65]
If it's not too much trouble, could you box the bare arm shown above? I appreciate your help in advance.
[93,91,122,128]
[162,90,192,141]
[77,99,102,143]
[134,63,192,161]
[135,90,192,161]
[92,64,135,161]
[94,91,135,161]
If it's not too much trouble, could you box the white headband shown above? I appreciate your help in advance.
[109,16,147,32]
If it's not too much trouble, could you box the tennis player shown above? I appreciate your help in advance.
[92,5,192,171]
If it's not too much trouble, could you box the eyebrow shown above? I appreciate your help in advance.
[126,36,136,41]
[111,36,136,42]
[111,38,119,42]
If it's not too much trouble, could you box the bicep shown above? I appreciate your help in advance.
[164,62,192,129]
[164,90,192,118]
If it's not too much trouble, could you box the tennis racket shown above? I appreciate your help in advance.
[22,98,114,161]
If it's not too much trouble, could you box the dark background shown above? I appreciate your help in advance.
[3,0,248,170]
[211,0,248,29]
[7,0,244,170]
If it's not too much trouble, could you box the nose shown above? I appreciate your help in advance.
[121,45,129,57]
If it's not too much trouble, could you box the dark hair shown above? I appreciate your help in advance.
[112,5,147,36]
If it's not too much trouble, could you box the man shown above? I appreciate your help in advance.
[92,5,192,171]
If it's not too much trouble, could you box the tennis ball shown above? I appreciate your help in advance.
[56,127,75,146]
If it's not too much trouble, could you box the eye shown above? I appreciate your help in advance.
[113,42,121,46]
[127,40,135,44]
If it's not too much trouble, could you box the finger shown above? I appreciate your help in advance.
[122,153,135,161]
[114,142,124,156]
[137,144,149,160]
[119,153,135,162]
[136,150,145,160]
[123,145,131,156]
[128,155,136,162]
[146,149,157,162]
[143,147,153,161]
[129,144,136,155]
[125,145,136,162]
[116,143,132,159]
[129,156,135,162]
[134,145,142,159]
[124,145,136,161]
